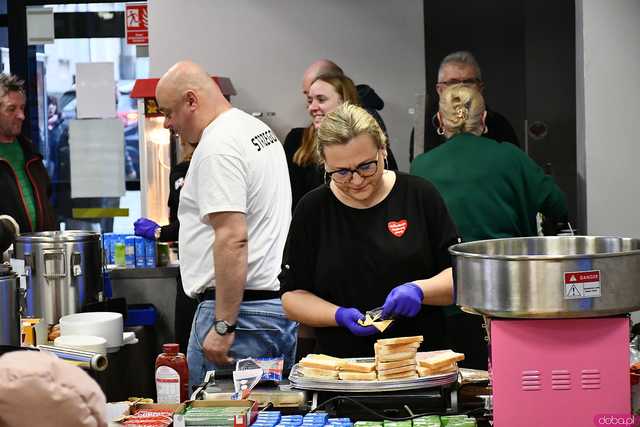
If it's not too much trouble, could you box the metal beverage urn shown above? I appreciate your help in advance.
[13,231,104,325]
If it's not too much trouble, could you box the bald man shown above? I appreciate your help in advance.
[301,59,344,97]
[156,61,297,388]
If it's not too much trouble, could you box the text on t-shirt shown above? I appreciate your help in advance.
[251,129,279,152]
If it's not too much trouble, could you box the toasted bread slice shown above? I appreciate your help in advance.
[378,370,418,381]
[376,358,418,370]
[338,371,378,381]
[417,350,464,369]
[304,354,343,362]
[375,350,417,363]
[300,366,339,379]
[340,360,376,373]
[300,357,342,371]
[417,363,457,377]
[377,363,417,376]
[375,342,420,355]
[376,336,423,346]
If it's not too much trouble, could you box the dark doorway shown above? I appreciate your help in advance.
[423,0,577,227]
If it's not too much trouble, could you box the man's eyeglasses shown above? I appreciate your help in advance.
[326,156,379,184]
[437,78,482,87]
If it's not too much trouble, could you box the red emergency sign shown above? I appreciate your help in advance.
[125,3,148,45]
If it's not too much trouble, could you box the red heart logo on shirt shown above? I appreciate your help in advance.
[388,220,408,237]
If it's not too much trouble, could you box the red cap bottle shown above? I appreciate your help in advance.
[155,343,189,403]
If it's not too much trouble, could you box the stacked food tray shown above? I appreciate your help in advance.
[288,358,458,392]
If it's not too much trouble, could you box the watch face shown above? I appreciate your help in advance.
[214,321,228,335]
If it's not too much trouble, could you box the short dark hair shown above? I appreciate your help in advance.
[0,73,25,99]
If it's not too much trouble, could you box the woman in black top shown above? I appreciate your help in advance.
[284,74,359,211]
[284,74,398,212]
[280,103,459,357]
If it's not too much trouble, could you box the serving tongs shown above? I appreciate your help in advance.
[358,306,394,332]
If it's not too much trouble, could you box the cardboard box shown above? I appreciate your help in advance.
[109,403,180,426]
[173,400,258,427]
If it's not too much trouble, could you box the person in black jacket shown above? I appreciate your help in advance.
[421,51,520,154]
[134,137,198,354]
[0,74,55,233]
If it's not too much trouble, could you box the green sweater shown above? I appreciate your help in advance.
[0,139,37,228]
[410,133,567,243]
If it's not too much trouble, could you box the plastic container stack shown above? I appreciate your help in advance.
[103,233,156,268]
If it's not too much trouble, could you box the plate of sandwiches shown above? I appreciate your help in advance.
[288,336,464,392]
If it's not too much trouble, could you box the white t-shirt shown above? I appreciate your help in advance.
[178,108,292,297]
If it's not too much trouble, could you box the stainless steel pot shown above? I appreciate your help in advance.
[449,236,640,318]
[13,231,103,324]
[0,264,20,346]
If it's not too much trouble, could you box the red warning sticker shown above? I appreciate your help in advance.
[563,270,601,299]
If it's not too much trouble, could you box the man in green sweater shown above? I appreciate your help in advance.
[0,73,54,232]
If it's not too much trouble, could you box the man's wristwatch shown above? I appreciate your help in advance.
[213,319,236,336]
[154,226,162,240]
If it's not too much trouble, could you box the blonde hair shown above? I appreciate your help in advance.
[438,84,485,136]
[316,102,387,162]
[293,74,361,167]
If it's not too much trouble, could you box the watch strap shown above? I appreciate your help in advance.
[214,319,237,335]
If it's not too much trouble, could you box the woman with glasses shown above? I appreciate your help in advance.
[410,84,567,369]
[279,103,459,357]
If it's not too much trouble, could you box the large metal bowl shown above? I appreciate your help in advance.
[449,236,640,318]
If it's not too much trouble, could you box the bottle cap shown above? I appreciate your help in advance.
[162,343,179,354]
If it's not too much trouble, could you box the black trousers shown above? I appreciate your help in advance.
[174,275,198,354]
[444,312,489,370]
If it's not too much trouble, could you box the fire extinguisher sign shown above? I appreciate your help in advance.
[125,3,148,45]
[563,270,601,299]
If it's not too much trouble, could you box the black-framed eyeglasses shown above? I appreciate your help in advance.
[326,155,380,184]
[437,78,482,86]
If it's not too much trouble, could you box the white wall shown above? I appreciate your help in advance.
[576,0,640,237]
[148,0,424,171]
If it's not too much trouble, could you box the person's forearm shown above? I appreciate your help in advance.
[414,267,454,306]
[282,290,339,327]
[213,231,247,324]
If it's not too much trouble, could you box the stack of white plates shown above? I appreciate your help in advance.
[59,312,123,353]
[54,335,107,354]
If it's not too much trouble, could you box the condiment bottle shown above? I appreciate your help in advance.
[155,343,189,403]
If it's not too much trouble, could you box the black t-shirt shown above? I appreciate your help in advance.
[279,172,460,357]
[283,127,325,213]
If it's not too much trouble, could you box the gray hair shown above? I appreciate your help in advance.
[437,51,482,82]
[0,73,25,100]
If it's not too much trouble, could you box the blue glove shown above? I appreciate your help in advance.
[382,283,424,318]
[335,307,379,336]
[134,217,160,240]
